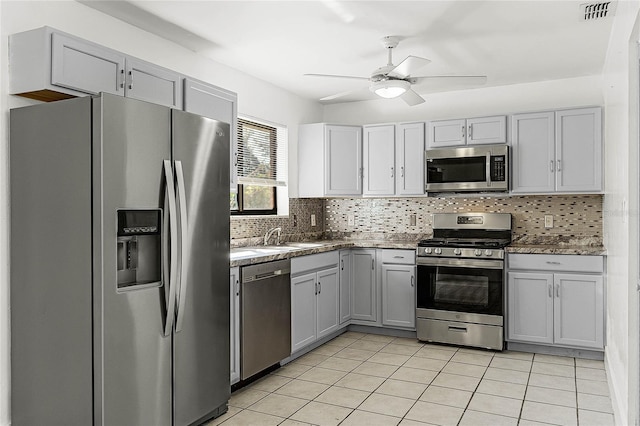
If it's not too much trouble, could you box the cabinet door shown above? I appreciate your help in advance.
[555,108,602,193]
[325,125,362,195]
[339,251,352,324]
[351,250,377,322]
[51,32,125,96]
[427,119,466,148]
[507,272,554,344]
[316,267,340,339]
[291,273,318,353]
[467,116,506,145]
[396,123,425,195]
[381,264,416,329]
[363,125,395,196]
[183,78,238,190]
[511,112,555,193]
[125,58,182,108]
[554,274,604,349]
[229,268,240,384]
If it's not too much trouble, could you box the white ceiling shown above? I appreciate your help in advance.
[81,0,616,104]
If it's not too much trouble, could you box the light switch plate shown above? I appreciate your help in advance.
[544,215,554,229]
[410,214,417,226]
[348,215,355,226]
[311,214,316,227]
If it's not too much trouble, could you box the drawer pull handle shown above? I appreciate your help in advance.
[546,261,561,265]
[449,326,467,333]
[393,256,404,259]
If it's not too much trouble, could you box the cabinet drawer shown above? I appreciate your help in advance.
[379,249,416,265]
[508,254,603,273]
[292,251,339,276]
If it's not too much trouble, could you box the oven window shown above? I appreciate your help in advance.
[417,264,503,316]
[434,273,489,306]
[427,157,486,183]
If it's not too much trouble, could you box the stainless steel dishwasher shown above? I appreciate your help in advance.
[240,259,291,380]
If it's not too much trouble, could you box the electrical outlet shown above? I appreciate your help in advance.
[292,214,297,227]
[544,215,554,229]
[409,214,417,226]
[311,214,316,227]
[348,215,355,226]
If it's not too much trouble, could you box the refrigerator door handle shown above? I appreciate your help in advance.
[163,160,179,337]
[175,160,189,332]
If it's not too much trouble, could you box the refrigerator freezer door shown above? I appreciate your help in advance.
[172,110,230,425]
[93,94,172,426]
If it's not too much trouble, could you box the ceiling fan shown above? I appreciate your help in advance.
[305,36,487,106]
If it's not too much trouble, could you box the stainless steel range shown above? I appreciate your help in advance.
[416,212,512,350]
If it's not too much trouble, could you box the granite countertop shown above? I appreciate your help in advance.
[506,244,607,256]
[230,239,606,267]
[230,239,419,267]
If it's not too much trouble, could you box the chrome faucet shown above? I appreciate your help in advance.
[264,227,282,246]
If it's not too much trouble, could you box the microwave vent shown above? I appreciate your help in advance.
[580,2,615,20]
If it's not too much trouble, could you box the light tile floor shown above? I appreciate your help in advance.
[207,332,614,426]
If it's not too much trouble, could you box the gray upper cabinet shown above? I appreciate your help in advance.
[363,124,396,196]
[10,26,182,109]
[125,58,182,108]
[396,122,425,196]
[183,78,238,189]
[427,116,506,148]
[298,124,362,197]
[51,32,125,98]
[511,107,602,194]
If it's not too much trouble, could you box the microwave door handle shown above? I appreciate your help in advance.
[163,160,178,337]
[486,153,491,187]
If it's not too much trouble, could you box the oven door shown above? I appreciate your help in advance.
[416,257,504,317]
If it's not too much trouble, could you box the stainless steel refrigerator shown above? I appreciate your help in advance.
[10,93,230,426]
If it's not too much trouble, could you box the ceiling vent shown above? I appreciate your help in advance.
[580,2,615,21]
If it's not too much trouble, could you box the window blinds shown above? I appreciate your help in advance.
[236,118,287,187]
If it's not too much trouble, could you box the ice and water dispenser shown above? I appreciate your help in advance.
[117,209,162,289]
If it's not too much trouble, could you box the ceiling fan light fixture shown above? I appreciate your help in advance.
[370,80,410,99]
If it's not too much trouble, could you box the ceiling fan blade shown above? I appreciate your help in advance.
[387,56,431,78]
[401,89,425,106]
[319,87,370,101]
[305,73,369,81]
[411,75,488,90]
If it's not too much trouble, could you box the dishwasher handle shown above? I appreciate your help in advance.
[242,267,291,283]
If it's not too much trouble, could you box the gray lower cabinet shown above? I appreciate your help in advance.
[380,249,416,330]
[507,254,604,350]
[291,252,340,353]
[339,250,352,324]
[230,267,240,384]
[11,27,182,108]
[351,249,377,324]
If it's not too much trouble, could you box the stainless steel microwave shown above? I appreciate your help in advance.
[425,144,508,193]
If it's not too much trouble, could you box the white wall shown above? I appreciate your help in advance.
[0,2,323,424]
[602,3,640,425]
[321,75,604,125]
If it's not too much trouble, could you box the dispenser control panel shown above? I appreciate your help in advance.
[117,209,162,290]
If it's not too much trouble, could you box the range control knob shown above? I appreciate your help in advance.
[424,247,432,255]
[474,249,483,256]
[484,249,493,257]
[453,248,462,255]
[434,248,442,255]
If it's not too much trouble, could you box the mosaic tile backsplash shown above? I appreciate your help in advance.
[324,195,603,246]
[231,195,603,247]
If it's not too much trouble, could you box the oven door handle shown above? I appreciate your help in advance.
[417,257,504,270]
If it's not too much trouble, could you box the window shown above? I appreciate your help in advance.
[231,117,287,215]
